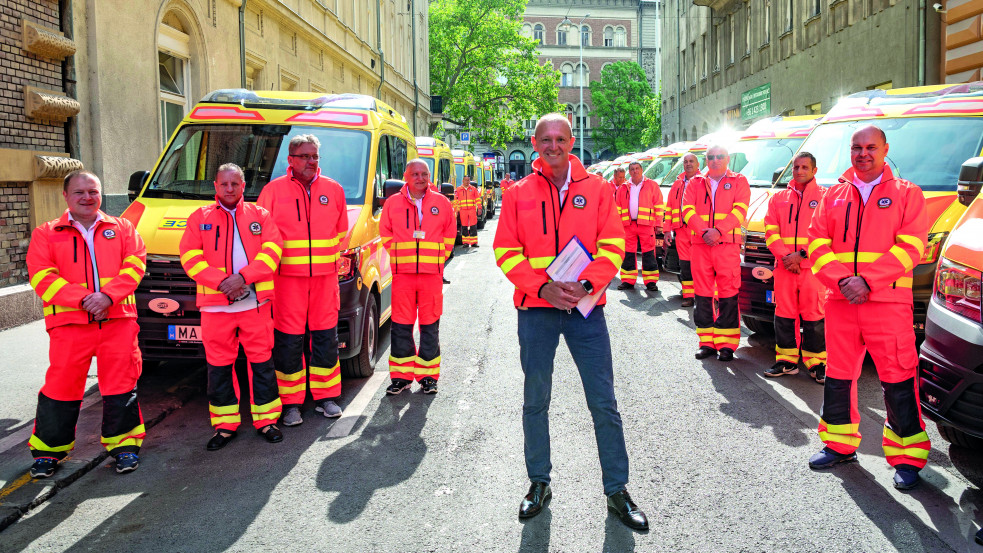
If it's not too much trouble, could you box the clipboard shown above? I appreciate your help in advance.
[545,236,604,318]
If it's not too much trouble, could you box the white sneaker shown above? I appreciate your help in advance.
[315,400,343,418]
[281,406,303,426]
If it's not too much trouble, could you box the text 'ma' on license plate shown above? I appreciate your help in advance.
[168,325,202,342]
[765,290,775,304]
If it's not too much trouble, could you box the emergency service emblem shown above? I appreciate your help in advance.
[249,222,262,235]
[431,206,439,215]
[724,183,732,190]
[572,195,587,209]
[319,195,329,205]
[877,197,892,208]
[809,200,818,209]
[200,224,212,230]
[102,229,116,239]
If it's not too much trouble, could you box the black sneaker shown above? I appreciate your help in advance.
[30,457,59,479]
[617,282,635,290]
[764,362,799,377]
[645,282,658,292]
[115,452,139,474]
[386,378,412,395]
[811,363,827,384]
[420,377,438,394]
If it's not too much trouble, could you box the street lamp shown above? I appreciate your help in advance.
[560,13,589,161]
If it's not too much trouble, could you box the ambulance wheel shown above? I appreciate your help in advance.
[741,316,774,336]
[341,294,378,379]
[477,211,487,230]
[936,423,983,451]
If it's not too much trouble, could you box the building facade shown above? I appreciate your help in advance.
[470,0,661,179]
[660,0,943,143]
[941,0,983,82]
[0,0,431,327]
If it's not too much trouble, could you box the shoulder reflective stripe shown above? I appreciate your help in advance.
[180,250,204,265]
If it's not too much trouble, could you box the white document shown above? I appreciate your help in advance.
[546,236,604,318]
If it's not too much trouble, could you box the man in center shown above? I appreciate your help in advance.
[615,160,664,291]
[494,113,648,531]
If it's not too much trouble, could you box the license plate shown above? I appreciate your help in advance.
[765,290,775,304]
[168,325,202,342]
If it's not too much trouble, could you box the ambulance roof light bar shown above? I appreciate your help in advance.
[200,89,379,112]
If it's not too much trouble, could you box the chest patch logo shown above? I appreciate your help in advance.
[200,224,212,231]
[319,195,329,205]
[431,206,439,215]
[102,229,116,239]
[723,183,732,190]
[572,195,587,209]
[809,200,818,209]
[249,222,262,235]
[877,197,892,209]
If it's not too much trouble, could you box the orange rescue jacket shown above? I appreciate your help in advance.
[615,178,664,227]
[666,173,699,230]
[808,167,928,303]
[681,170,751,244]
[380,185,456,275]
[454,184,480,226]
[256,167,348,277]
[27,210,146,330]
[179,197,284,307]
[494,155,625,309]
[764,179,825,270]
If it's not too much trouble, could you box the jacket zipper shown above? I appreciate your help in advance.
[541,201,547,235]
[792,192,803,251]
[842,203,852,243]
[853,195,866,276]
[215,225,221,251]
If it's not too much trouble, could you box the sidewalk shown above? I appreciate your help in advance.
[0,320,204,531]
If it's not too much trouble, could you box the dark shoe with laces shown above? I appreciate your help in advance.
[258,424,283,443]
[681,297,694,307]
[975,527,982,545]
[717,348,735,362]
[811,363,827,384]
[893,468,920,490]
[387,378,412,395]
[695,346,716,359]
[617,282,635,290]
[206,430,237,451]
[420,377,438,394]
[518,482,552,519]
[808,447,857,470]
[442,277,451,284]
[645,282,658,292]
[606,489,649,531]
[764,361,799,377]
[30,457,59,479]
[115,452,139,474]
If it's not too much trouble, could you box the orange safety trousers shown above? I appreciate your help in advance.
[272,274,341,405]
[202,303,281,431]
[773,265,826,368]
[620,221,659,285]
[389,273,443,381]
[30,319,145,460]
[818,300,930,470]
[675,228,694,298]
[691,241,740,351]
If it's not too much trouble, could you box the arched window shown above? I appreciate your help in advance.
[557,24,568,46]
[521,23,532,38]
[581,150,593,165]
[681,129,688,141]
[691,125,698,139]
[560,63,574,87]
[614,26,626,47]
[702,122,709,134]
[604,26,614,47]
[509,151,526,161]
[159,11,195,148]
[531,152,540,161]
[533,23,544,43]
[564,104,575,123]
[575,104,590,131]
[745,4,752,55]
[581,25,591,46]
[574,62,588,87]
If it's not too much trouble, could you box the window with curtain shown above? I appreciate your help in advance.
[581,25,590,46]
[534,23,544,43]
[557,26,568,46]
[614,27,626,47]
[560,63,574,87]
[604,26,614,47]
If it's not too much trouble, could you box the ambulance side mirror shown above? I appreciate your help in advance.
[128,171,149,202]
[772,166,785,186]
[957,157,983,206]
[382,179,404,202]
[441,182,455,199]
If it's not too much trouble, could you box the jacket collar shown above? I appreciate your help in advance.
[703,169,738,181]
[838,165,896,186]
[786,178,818,195]
[55,209,113,230]
[288,166,321,186]
[400,183,430,203]
[213,195,246,213]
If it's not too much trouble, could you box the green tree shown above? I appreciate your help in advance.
[588,61,654,155]
[429,0,562,148]
[640,87,662,147]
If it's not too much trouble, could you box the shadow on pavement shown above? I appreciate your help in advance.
[316,391,433,523]
[601,514,637,552]
[517,508,552,552]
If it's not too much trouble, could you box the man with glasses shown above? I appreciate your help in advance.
[681,145,750,362]
[258,134,349,426]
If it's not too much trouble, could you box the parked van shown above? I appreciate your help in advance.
[918,162,983,449]
[122,89,412,377]
[761,84,983,336]
[477,157,499,217]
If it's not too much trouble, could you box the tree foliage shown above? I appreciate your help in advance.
[640,86,662,147]
[588,61,654,155]
[429,0,562,148]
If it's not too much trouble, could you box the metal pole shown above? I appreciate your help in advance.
[579,15,587,160]
[675,0,682,141]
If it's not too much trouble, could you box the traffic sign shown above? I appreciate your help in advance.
[460,132,470,144]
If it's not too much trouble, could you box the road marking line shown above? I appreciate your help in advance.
[0,473,31,501]
[0,394,100,456]
[325,371,388,438]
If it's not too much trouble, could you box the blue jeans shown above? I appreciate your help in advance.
[517,306,630,496]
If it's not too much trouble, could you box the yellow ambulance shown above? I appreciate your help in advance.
[122,89,415,377]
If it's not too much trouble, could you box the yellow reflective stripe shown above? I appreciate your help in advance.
[394,242,443,251]
[598,237,625,250]
[775,346,799,355]
[781,237,800,245]
[388,355,417,365]
[280,255,339,265]
[276,370,305,382]
[187,261,209,277]
[808,238,831,256]
[417,356,441,367]
[309,363,340,377]
[255,252,278,271]
[811,252,837,273]
[282,238,339,248]
[819,431,861,447]
[262,242,283,257]
[393,255,445,264]
[102,424,146,447]
[896,234,923,249]
[883,445,929,460]
[764,224,780,232]
[210,414,241,425]
[596,249,623,266]
[893,277,913,288]
[310,374,341,389]
[119,267,142,282]
[337,231,347,242]
[198,285,224,295]
[29,434,74,452]
[41,277,69,302]
[43,305,83,316]
[529,256,554,269]
[884,427,929,446]
[251,398,283,415]
[278,382,306,394]
[834,252,882,263]
[715,328,740,336]
[888,245,914,271]
[256,280,274,291]
[123,255,146,271]
[180,250,203,265]
[500,255,525,274]
[30,267,58,288]
[209,403,239,415]
[822,421,859,435]
[765,234,781,246]
[415,365,441,376]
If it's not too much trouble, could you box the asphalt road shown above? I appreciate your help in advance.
[0,215,981,552]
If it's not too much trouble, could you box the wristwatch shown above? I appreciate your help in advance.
[579,279,593,294]
[799,249,808,259]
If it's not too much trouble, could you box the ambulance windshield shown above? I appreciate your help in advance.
[145,124,371,203]
[643,156,681,184]
[775,117,983,192]
[729,137,805,188]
